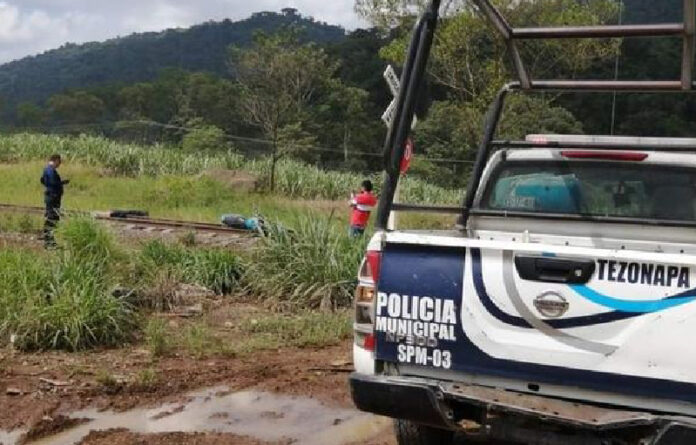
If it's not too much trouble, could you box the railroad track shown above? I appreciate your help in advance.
[0,203,253,235]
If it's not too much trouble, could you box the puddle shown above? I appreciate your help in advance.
[0,429,24,445]
[1,387,390,445]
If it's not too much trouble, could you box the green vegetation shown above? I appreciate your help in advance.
[0,1,689,194]
[138,240,243,295]
[0,133,460,204]
[0,218,249,352]
[0,213,42,234]
[144,318,172,357]
[0,209,361,353]
[0,9,345,107]
[0,220,136,351]
[141,311,352,358]
[239,311,352,349]
[243,215,366,310]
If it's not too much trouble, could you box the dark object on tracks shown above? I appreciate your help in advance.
[108,210,149,218]
[221,214,266,235]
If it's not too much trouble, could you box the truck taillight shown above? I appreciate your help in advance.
[355,250,381,350]
[363,333,375,351]
[365,251,382,283]
[561,150,648,161]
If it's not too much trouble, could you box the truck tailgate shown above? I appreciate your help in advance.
[373,232,696,414]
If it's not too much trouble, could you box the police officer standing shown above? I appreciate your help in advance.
[41,154,69,248]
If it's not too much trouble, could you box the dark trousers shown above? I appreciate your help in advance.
[349,225,366,237]
[44,194,61,247]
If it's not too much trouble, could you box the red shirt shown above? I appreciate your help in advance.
[350,191,377,228]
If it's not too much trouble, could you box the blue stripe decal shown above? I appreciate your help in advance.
[471,248,643,328]
[570,285,696,313]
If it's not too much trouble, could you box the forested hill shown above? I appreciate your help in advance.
[0,8,345,106]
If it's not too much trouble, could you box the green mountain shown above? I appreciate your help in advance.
[0,9,345,107]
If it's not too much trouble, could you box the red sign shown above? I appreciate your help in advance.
[400,137,414,174]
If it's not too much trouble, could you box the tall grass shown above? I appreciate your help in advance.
[138,240,243,295]
[243,214,366,310]
[0,219,136,351]
[0,133,460,204]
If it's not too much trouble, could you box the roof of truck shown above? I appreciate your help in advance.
[526,134,696,147]
[503,148,696,166]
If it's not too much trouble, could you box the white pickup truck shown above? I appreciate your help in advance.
[352,135,696,444]
[349,1,696,444]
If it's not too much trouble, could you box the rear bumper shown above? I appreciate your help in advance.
[350,372,696,444]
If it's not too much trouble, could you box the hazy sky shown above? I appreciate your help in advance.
[0,1,364,64]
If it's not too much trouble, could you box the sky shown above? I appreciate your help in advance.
[0,1,365,64]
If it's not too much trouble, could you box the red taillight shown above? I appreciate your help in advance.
[366,250,382,284]
[528,135,548,144]
[363,333,376,351]
[561,151,648,161]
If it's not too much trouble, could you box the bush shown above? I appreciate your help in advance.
[243,214,366,310]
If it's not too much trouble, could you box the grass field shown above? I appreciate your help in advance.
[0,133,462,204]
[0,160,458,230]
[0,133,460,353]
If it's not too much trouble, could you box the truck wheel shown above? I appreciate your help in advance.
[394,419,454,445]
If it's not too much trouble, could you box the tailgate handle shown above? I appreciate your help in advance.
[514,256,595,284]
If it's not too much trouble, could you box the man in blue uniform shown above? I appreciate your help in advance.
[40,154,69,248]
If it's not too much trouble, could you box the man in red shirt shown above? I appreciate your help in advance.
[350,180,377,237]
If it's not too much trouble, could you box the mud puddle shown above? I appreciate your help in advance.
[1,387,390,445]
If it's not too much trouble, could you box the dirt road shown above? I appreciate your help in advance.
[0,340,396,444]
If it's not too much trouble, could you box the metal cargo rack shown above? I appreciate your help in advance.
[376,0,696,228]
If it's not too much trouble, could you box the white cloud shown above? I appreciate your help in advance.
[0,0,365,64]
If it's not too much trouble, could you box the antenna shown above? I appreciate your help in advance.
[610,0,624,135]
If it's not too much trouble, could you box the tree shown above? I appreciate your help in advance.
[16,102,46,127]
[356,0,617,188]
[376,0,618,104]
[48,91,105,124]
[229,31,338,190]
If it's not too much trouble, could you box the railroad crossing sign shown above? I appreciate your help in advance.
[381,65,418,130]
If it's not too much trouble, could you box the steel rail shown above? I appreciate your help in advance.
[0,203,251,235]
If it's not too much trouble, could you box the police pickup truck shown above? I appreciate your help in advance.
[349,1,696,444]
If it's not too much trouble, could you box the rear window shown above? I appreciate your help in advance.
[482,161,696,222]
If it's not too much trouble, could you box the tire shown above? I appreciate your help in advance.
[394,419,455,445]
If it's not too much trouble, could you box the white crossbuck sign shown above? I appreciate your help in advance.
[381,65,418,130]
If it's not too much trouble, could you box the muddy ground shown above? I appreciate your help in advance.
[0,337,396,444]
